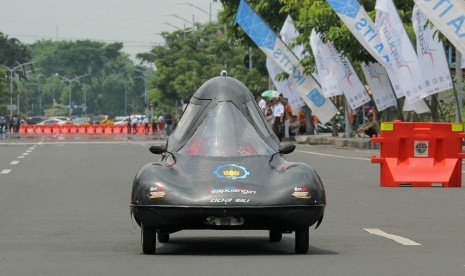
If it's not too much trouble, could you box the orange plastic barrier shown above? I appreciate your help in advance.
[19,125,26,134]
[69,125,78,134]
[371,121,465,187]
[78,125,87,134]
[104,125,113,134]
[43,125,51,134]
[95,125,104,134]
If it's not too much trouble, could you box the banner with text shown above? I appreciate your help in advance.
[361,62,397,111]
[326,0,392,68]
[375,0,428,104]
[310,30,370,109]
[265,15,305,110]
[413,5,453,95]
[235,0,338,123]
[414,0,465,55]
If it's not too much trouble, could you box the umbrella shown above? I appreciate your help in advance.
[261,90,280,98]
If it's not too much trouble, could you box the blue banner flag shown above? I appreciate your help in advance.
[234,0,338,124]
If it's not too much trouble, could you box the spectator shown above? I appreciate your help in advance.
[0,114,5,134]
[289,115,301,136]
[126,116,132,134]
[256,95,266,113]
[272,97,285,141]
[143,116,150,135]
[131,115,139,134]
[355,111,379,137]
[283,98,293,140]
[165,111,173,136]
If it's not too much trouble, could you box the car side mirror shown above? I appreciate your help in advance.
[149,145,177,164]
[269,143,296,163]
[278,143,296,154]
[149,145,167,155]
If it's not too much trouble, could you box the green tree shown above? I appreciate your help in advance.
[147,22,269,116]
[0,33,32,114]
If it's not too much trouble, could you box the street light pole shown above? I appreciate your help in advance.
[55,74,87,119]
[1,61,35,117]
[177,2,212,22]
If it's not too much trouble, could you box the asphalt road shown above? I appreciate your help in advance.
[1,138,464,276]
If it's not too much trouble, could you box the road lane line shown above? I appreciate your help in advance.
[296,150,371,161]
[364,228,421,245]
[22,153,29,156]
[18,156,25,159]
[1,169,12,174]
[10,161,20,165]
[26,150,32,153]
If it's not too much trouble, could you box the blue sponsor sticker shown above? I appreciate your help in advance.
[307,89,326,107]
[214,164,250,180]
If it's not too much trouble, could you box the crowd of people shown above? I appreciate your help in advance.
[256,93,380,140]
[126,108,176,138]
[0,114,23,135]
[256,94,305,141]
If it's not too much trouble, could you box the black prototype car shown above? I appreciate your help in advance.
[130,75,326,254]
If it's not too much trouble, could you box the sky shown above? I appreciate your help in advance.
[0,0,222,60]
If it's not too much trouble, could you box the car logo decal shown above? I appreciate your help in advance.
[292,186,311,199]
[213,164,250,180]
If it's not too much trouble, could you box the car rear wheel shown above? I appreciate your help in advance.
[269,230,282,242]
[141,223,156,254]
[295,227,309,254]
[158,232,170,243]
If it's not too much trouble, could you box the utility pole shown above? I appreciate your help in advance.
[55,74,87,119]
[1,61,35,117]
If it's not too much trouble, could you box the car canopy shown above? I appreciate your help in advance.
[168,76,280,155]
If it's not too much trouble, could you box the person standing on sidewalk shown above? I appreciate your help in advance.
[272,97,285,141]
[283,97,293,140]
[165,111,173,136]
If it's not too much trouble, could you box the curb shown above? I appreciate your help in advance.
[294,135,380,150]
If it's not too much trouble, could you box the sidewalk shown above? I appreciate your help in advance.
[293,133,379,150]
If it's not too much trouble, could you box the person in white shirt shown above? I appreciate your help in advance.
[256,95,267,113]
[272,97,285,141]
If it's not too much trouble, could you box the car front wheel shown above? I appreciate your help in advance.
[141,223,156,254]
[295,227,309,254]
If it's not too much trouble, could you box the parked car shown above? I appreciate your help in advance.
[26,116,47,125]
[37,118,71,126]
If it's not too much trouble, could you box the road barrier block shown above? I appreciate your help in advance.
[104,126,113,134]
[78,125,87,134]
[371,121,465,187]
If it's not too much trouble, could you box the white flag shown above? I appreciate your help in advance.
[361,62,397,111]
[266,58,305,109]
[413,5,453,95]
[310,30,344,97]
[267,15,306,109]
[375,0,429,104]
[280,16,305,60]
[413,0,465,55]
[235,0,338,124]
[310,30,371,109]
[403,99,430,114]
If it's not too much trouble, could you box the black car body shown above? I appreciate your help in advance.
[131,75,326,254]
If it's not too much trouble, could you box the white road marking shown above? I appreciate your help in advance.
[26,150,32,153]
[296,150,371,161]
[10,161,20,165]
[1,169,12,174]
[18,156,25,159]
[22,153,29,156]
[29,147,35,150]
[364,228,421,246]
